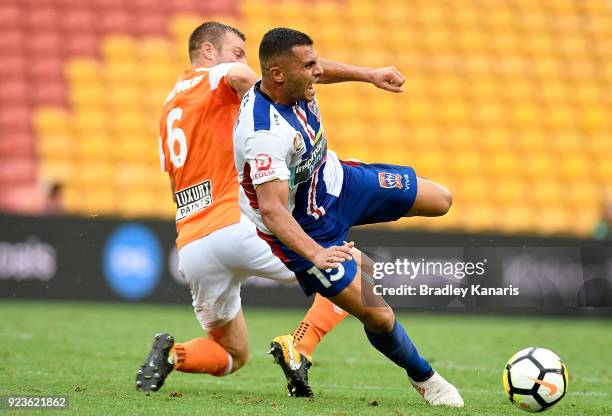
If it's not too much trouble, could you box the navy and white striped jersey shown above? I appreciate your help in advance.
[233,82,344,235]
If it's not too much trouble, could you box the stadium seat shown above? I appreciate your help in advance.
[459,204,498,232]
[63,33,99,56]
[2,0,605,234]
[75,136,113,161]
[39,158,74,184]
[65,59,101,84]
[81,187,118,217]
[23,7,59,31]
[103,83,140,109]
[73,162,114,186]
[0,30,24,56]
[0,76,28,106]
[98,10,132,33]
[117,187,158,218]
[0,157,36,185]
[101,36,136,60]
[68,85,105,110]
[71,109,107,136]
[533,207,571,235]
[29,80,66,106]
[59,8,96,33]
[0,4,21,30]
[0,184,45,214]
[495,205,534,234]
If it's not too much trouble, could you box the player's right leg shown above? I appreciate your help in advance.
[136,224,250,392]
[136,309,247,392]
[327,257,464,407]
[403,176,452,218]
[235,216,334,397]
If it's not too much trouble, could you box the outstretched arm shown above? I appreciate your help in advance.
[317,59,405,93]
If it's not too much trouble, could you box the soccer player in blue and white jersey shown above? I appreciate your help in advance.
[233,28,464,407]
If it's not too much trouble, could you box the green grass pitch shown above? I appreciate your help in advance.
[1,300,611,415]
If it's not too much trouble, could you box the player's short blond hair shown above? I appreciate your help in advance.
[189,21,246,62]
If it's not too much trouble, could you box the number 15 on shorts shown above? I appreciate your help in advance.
[306,264,345,288]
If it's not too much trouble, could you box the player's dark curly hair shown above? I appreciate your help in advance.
[189,21,245,62]
[259,28,313,74]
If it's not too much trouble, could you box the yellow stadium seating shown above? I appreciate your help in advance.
[100,35,136,60]
[38,134,73,160]
[27,0,610,235]
[70,110,107,137]
[64,59,102,85]
[73,161,114,187]
[39,158,75,184]
[75,135,113,161]
[33,107,70,136]
[117,188,158,218]
[505,205,536,234]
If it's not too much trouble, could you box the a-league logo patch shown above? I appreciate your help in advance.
[378,172,403,189]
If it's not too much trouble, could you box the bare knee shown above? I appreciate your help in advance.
[408,179,453,217]
[361,306,396,334]
[435,185,453,216]
[422,182,452,217]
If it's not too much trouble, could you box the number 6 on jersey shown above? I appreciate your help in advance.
[166,107,188,168]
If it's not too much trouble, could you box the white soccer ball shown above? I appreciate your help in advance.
[503,347,569,412]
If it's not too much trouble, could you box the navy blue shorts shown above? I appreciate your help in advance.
[264,161,418,297]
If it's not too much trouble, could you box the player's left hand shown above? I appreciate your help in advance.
[370,67,405,93]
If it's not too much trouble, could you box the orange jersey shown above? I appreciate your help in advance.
[159,63,241,249]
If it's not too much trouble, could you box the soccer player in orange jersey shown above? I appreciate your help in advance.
[136,22,405,395]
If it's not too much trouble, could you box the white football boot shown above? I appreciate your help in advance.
[410,371,464,407]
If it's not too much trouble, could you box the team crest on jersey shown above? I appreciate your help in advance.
[175,180,213,221]
[308,101,321,122]
[378,172,403,189]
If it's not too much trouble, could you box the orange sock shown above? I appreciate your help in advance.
[172,337,231,376]
[293,294,349,359]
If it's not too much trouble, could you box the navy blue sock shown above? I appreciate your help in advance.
[365,320,433,382]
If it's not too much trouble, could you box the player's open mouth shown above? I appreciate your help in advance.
[307,83,315,95]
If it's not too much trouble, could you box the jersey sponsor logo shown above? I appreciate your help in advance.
[254,169,278,180]
[175,180,213,221]
[163,75,204,105]
[403,173,412,191]
[379,172,403,189]
[255,154,272,171]
[293,135,327,185]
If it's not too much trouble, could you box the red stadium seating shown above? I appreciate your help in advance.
[0,0,609,237]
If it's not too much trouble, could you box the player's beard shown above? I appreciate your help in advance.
[287,75,315,102]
